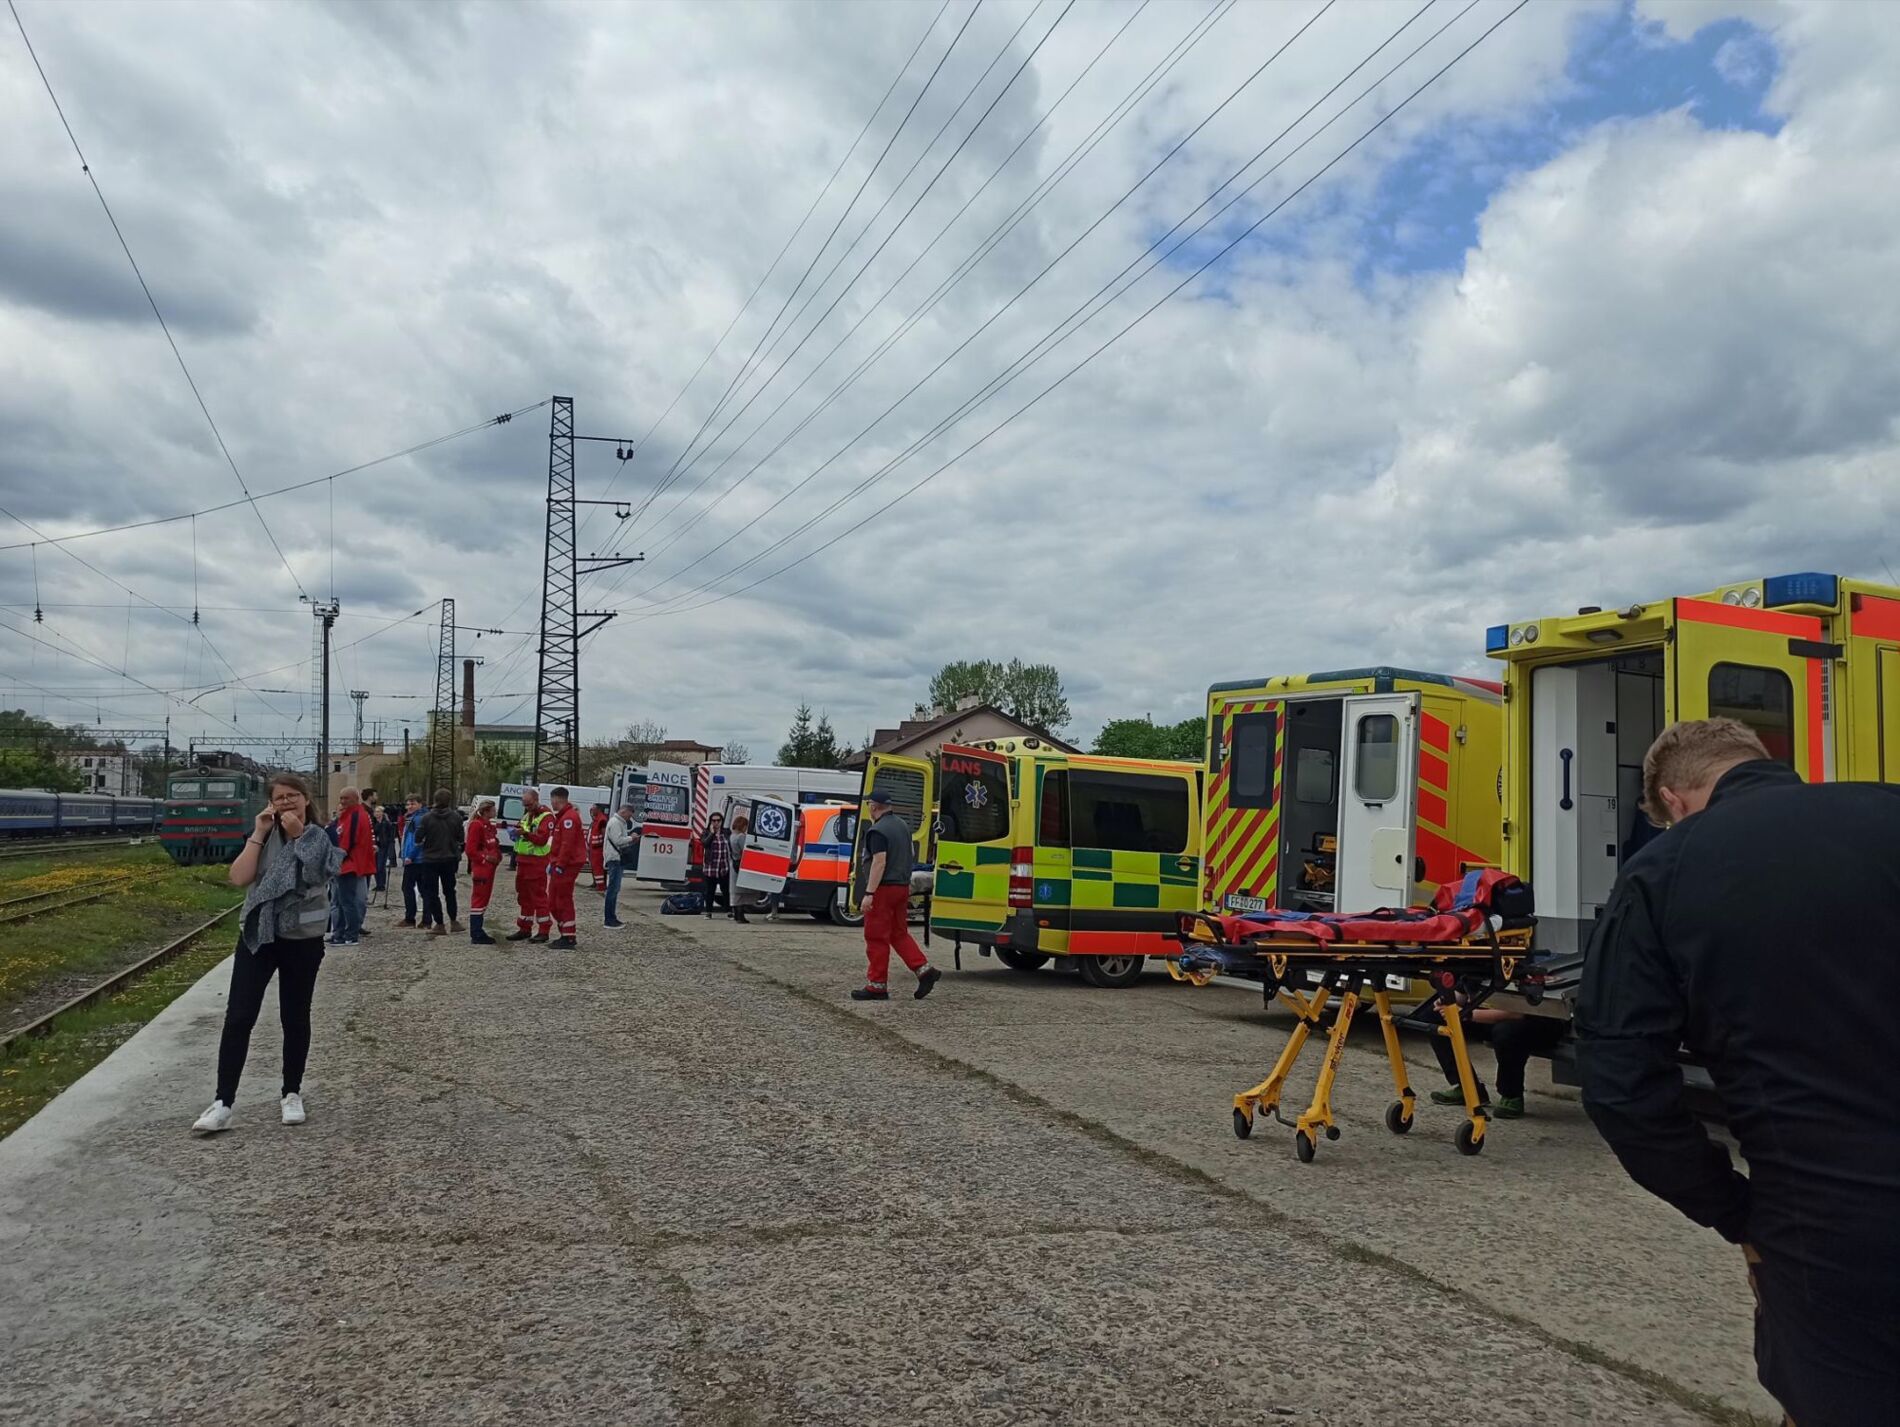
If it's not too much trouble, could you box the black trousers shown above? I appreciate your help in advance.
[216,937,325,1104]
[401,862,421,921]
[1430,1012,1565,1098]
[419,859,458,926]
[703,871,730,915]
[1754,1255,1900,1427]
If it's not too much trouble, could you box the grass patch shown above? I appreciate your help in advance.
[0,912,237,1139]
[0,847,235,1015]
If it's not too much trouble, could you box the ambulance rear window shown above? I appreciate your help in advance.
[1708,663,1795,765]
[1230,711,1278,810]
[938,754,1010,844]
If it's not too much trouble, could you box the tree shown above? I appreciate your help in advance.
[1092,715,1206,761]
[720,741,751,765]
[778,705,844,768]
[926,659,1070,733]
[579,719,668,785]
[0,746,83,792]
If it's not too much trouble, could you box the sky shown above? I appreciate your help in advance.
[3,0,1898,764]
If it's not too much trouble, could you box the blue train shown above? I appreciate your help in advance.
[0,789,166,838]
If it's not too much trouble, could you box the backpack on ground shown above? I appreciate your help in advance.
[660,893,703,915]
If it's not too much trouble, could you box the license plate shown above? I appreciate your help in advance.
[1223,894,1268,914]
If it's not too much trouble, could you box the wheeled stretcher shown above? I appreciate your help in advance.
[1168,882,1546,1162]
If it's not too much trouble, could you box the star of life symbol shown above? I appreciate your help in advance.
[963,781,988,810]
[755,805,791,841]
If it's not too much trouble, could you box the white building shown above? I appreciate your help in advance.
[59,751,141,794]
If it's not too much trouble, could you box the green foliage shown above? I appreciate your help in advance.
[1091,715,1206,762]
[925,659,1070,734]
[0,747,83,792]
[778,704,844,768]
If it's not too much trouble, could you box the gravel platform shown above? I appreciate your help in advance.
[0,877,1770,1425]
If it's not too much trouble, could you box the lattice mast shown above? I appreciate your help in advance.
[427,597,457,796]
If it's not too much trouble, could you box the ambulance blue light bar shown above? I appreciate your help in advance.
[1485,624,1509,652]
[1763,572,1838,608]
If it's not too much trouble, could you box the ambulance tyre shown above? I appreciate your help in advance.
[996,948,1049,973]
[825,890,864,928]
[1078,954,1144,989]
[1455,1120,1484,1156]
[1294,1130,1316,1164]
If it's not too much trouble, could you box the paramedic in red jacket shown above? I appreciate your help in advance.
[331,787,376,946]
[588,804,608,890]
[545,787,588,950]
[464,798,502,945]
[506,789,553,944]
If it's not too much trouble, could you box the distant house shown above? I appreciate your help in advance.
[57,750,139,794]
[473,723,539,759]
[652,739,723,767]
[841,700,1076,771]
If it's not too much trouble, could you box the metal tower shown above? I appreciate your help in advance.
[427,598,456,796]
[531,397,641,783]
[349,690,369,748]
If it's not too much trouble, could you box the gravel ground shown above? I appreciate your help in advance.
[0,876,1773,1425]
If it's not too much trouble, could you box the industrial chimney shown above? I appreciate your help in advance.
[462,659,476,729]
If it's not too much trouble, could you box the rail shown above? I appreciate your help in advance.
[0,836,151,862]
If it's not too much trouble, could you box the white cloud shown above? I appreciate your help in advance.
[3,0,1897,763]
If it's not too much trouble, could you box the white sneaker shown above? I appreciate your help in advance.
[192,1100,233,1134]
[281,1093,306,1125]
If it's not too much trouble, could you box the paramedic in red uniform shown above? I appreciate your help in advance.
[850,785,940,1002]
[545,787,587,950]
[506,789,553,944]
[1578,718,1900,1427]
[464,798,501,945]
[588,804,608,891]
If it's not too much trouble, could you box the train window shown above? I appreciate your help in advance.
[204,780,238,797]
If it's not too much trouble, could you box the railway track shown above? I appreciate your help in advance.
[0,869,169,926]
[0,836,152,862]
[0,903,241,1054]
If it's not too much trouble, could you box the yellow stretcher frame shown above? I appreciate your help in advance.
[1168,923,1538,1162]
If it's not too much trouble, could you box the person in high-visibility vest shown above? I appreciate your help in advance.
[545,787,588,950]
[506,789,553,943]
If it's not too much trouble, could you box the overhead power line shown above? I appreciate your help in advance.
[0,401,548,553]
[631,0,1529,623]
[10,0,308,599]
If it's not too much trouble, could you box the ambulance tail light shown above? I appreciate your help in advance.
[1008,847,1034,908]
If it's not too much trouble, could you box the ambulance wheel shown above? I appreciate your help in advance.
[1385,1101,1413,1136]
[825,891,864,928]
[996,948,1049,973]
[1078,954,1144,989]
[1455,1120,1484,1156]
[1294,1130,1316,1164]
[1232,1108,1252,1140]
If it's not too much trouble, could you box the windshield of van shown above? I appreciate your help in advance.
[643,783,689,821]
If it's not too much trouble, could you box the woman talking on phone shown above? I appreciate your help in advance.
[192,772,343,1134]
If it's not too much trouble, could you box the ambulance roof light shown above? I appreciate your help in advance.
[1764,572,1838,608]
[1485,625,1509,652]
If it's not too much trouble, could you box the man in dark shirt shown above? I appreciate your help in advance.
[1578,718,1900,1426]
[851,785,939,1002]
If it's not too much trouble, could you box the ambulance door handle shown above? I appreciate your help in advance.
[1559,749,1574,811]
[940,861,965,873]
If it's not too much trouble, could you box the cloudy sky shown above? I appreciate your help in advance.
[3,0,1897,763]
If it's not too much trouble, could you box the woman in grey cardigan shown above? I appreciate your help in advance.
[192,772,344,1134]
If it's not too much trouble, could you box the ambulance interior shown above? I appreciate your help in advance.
[1276,699,1346,911]
[1529,651,1664,953]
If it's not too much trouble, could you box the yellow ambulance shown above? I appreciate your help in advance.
[855,741,1202,988]
[1201,668,1504,917]
[1487,570,1900,955]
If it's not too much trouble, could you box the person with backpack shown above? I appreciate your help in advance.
[193,772,342,1134]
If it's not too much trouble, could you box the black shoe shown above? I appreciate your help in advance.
[604,920,625,928]
[530,933,549,944]
[549,936,577,949]
[850,987,889,1001]
[915,967,942,1000]
[505,930,532,942]
[732,913,749,924]
[470,934,497,945]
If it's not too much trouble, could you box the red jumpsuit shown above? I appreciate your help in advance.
[547,803,588,941]
[514,808,553,936]
[588,810,608,890]
[465,815,502,915]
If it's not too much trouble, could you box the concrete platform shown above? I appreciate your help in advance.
[0,877,1772,1425]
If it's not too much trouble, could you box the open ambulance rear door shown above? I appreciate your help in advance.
[736,796,797,896]
[1334,693,1420,913]
[848,752,935,915]
[1669,595,1832,783]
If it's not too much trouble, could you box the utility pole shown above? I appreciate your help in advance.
[427,598,456,797]
[305,598,340,802]
[532,396,644,783]
[349,690,369,749]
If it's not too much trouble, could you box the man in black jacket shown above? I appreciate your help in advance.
[1578,718,1900,1426]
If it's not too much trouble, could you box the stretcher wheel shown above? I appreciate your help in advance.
[1232,1108,1252,1140]
[1294,1130,1316,1163]
[1384,1101,1413,1136]
[1324,1126,1340,1142]
[1455,1120,1484,1157]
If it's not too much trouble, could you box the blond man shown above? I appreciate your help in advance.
[1578,718,1900,1426]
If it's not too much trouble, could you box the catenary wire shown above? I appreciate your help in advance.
[633,0,1528,621]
